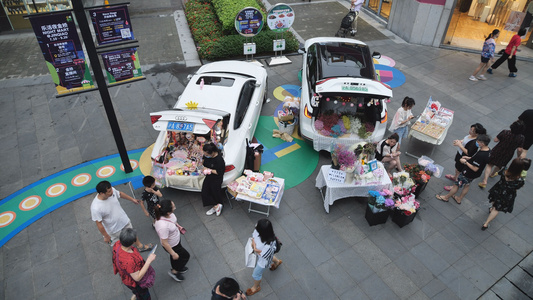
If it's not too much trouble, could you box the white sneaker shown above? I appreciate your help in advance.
[216,204,223,216]
[206,207,216,216]
[469,75,478,81]
[476,75,487,80]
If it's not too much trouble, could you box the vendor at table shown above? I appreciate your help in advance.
[202,143,226,216]
[375,133,403,177]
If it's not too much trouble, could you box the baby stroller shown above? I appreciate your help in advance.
[335,11,358,37]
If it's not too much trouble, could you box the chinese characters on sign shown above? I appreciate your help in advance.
[101,48,142,84]
[235,7,264,37]
[30,12,94,95]
[89,6,134,45]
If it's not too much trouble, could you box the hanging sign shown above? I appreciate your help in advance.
[101,48,142,84]
[267,4,294,32]
[235,7,264,37]
[89,5,134,45]
[30,12,94,95]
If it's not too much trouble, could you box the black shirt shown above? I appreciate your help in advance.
[462,149,490,179]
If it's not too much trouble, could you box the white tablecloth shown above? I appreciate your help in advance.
[315,164,392,213]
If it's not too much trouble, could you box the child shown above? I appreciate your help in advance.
[141,175,162,225]
[389,96,415,150]
[469,29,499,81]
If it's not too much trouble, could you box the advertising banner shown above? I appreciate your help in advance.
[267,4,294,32]
[30,12,94,95]
[89,5,134,45]
[101,48,142,84]
[235,7,263,37]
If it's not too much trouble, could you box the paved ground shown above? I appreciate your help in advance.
[1,0,533,299]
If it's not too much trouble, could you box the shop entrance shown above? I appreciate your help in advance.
[443,0,533,58]
[365,0,392,20]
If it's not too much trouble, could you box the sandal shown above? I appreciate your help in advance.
[137,243,154,252]
[481,224,489,231]
[270,259,283,271]
[436,195,449,202]
[443,186,452,191]
[478,182,486,188]
[445,174,455,181]
[452,196,461,205]
[246,287,261,296]
[490,172,499,178]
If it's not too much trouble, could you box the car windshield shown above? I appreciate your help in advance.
[317,42,373,79]
[317,93,383,124]
[195,76,235,87]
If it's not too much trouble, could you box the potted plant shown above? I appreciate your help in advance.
[365,189,395,226]
[391,193,420,227]
[403,164,433,197]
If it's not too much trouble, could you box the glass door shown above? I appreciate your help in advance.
[443,0,461,44]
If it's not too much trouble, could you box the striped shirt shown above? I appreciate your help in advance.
[253,230,275,268]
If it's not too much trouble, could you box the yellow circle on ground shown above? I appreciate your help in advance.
[97,166,116,178]
[46,183,66,197]
[140,144,155,176]
[19,196,42,211]
[120,160,139,172]
[0,211,16,228]
[273,86,297,101]
[72,173,92,187]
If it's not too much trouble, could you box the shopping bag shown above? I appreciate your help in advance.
[245,237,257,268]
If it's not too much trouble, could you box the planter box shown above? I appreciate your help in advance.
[391,209,417,228]
[365,204,390,226]
[413,181,428,197]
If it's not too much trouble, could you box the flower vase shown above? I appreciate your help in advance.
[344,167,355,184]
[331,153,340,170]
[365,204,390,226]
[391,209,417,228]
[414,181,428,197]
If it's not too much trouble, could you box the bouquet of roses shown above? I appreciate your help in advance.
[394,193,420,216]
[393,186,416,197]
[368,189,395,212]
[403,164,433,183]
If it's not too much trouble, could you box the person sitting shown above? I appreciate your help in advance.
[375,133,402,177]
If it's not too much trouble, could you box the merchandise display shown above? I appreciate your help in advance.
[411,98,454,140]
[227,170,282,206]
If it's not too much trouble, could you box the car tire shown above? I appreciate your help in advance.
[263,82,268,104]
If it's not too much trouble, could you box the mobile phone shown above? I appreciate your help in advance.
[149,244,157,256]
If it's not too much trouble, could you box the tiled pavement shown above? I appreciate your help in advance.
[1,0,533,299]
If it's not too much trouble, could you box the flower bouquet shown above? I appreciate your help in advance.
[365,189,395,226]
[391,193,420,227]
[332,144,357,182]
[403,164,433,196]
[392,171,415,188]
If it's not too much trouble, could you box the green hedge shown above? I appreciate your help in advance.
[211,0,266,34]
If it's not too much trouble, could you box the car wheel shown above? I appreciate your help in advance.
[263,82,268,104]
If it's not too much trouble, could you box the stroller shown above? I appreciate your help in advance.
[335,11,358,37]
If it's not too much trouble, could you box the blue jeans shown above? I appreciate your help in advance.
[394,126,409,144]
[252,264,267,280]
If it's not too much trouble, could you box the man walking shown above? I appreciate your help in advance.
[91,180,153,251]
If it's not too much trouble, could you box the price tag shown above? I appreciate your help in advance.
[327,169,346,183]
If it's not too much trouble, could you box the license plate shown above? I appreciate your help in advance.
[166,121,194,132]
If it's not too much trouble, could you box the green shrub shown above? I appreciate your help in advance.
[211,0,265,34]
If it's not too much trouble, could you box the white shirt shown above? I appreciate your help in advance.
[91,187,130,235]
[154,214,181,247]
[389,107,413,132]
[253,229,275,268]
[376,139,398,158]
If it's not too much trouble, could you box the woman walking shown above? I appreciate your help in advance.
[246,219,282,296]
[482,158,525,230]
[479,120,525,188]
[202,143,226,216]
[444,123,486,190]
[469,29,499,81]
[154,199,190,282]
[112,228,156,300]
[487,28,527,77]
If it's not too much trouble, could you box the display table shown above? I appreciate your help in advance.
[228,176,285,217]
[315,163,392,213]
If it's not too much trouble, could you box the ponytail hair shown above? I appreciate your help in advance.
[485,29,499,41]
[154,199,173,220]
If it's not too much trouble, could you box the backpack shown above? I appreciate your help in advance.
[274,236,282,253]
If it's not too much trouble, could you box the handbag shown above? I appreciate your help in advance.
[274,236,282,253]
[115,248,156,289]
[161,218,185,235]
[245,237,257,268]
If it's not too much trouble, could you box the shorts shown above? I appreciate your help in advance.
[252,264,267,281]
[394,126,409,144]
[481,56,490,63]
[109,221,133,246]
[455,173,473,188]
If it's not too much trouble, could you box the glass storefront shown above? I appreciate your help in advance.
[365,0,392,21]
[443,0,533,57]
[0,0,72,30]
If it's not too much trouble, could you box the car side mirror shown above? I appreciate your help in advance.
[187,74,193,80]
[298,48,306,54]
[372,52,381,59]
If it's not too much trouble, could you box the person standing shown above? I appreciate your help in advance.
[469,29,499,81]
[202,143,226,216]
[141,175,162,226]
[112,228,156,300]
[482,158,525,230]
[487,28,527,77]
[154,199,190,282]
[349,0,364,34]
[517,109,533,158]
[388,96,416,148]
[436,134,491,204]
[479,120,525,188]
[246,219,282,296]
[91,180,153,251]
[212,277,247,300]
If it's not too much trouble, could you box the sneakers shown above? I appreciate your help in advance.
[216,204,223,216]
[469,75,478,81]
[168,270,184,282]
[206,207,216,216]
[476,75,487,80]
[487,68,493,74]
[509,73,517,77]
[178,267,188,274]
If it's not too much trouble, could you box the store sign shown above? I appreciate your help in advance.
[30,12,94,95]
[235,7,263,37]
[101,48,142,84]
[273,39,285,51]
[89,5,134,45]
[267,4,294,33]
[243,43,256,55]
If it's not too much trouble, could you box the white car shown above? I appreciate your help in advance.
[150,61,267,191]
[299,37,393,151]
